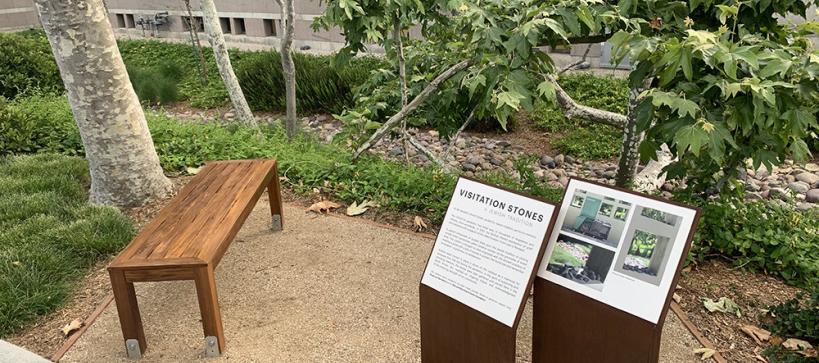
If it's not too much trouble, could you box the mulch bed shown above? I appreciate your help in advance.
[675,260,806,362]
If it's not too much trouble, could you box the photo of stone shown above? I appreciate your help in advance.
[546,233,615,291]
[613,206,683,286]
[561,189,632,248]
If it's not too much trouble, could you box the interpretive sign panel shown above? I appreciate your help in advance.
[532,178,700,363]
[421,177,557,327]
[536,178,698,323]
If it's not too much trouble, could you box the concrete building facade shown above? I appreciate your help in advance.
[0,0,38,32]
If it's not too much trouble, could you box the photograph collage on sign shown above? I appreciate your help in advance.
[547,187,684,291]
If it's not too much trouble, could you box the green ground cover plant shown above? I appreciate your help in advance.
[0,154,134,337]
[763,289,818,362]
[680,189,819,289]
[530,72,629,160]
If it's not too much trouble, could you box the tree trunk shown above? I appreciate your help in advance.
[352,60,471,160]
[183,0,208,85]
[33,0,172,207]
[279,0,298,140]
[393,17,410,161]
[200,0,256,127]
[614,87,645,187]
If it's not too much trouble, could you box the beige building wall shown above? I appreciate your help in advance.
[0,0,38,31]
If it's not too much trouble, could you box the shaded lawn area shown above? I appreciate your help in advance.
[0,154,133,337]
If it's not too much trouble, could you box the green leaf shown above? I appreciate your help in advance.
[789,139,811,162]
[576,6,598,33]
[674,124,709,156]
[759,58,792,78]
[557,8,581,35]
[681,48,693,81]
[536,80,556,102]
[496,90,523,110]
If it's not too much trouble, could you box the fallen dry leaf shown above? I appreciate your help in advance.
[703,297,742,317]
[752,347,768,363]
[741,324,771,345]
[413,216,428,232]
[307,200,341,214]
[346,200,378,216]
[185,166,202,175]
[673,292,682,303]
[61,319,82,337]
[783,338,813,351]
[11,261,21,267]
[693,347,715,360]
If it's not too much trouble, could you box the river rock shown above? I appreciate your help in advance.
[540,155,556,168]
[504,160,514,169]
[558,176,569,188]
[806,189,819,203]
[462,163,477,172]
[554,154,565,167]
[496,140,511,148]
[490,157,504,166]
[788,181,810,194]
[805,163,819,172]
[796,172,819,187]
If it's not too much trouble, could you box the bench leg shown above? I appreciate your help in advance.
[194,266,225,357]
[267,163,284,231]
[109,270,146,359]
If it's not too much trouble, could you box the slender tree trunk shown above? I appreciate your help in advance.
[614,87,646,187]
[353,60,471,160]
[279,0,298,140]
[33,0,172,207]
[200,0,256,127]
[183,0,208,85]
[392,17,410,162]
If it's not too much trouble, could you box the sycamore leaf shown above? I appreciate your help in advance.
[62,319,82,337]
[307,200,341,214]
[741,325,771,345]
[703,297,742,317]
[673,293,682,303]
[346,200,378,216]
[414,216,428,232]
[536,81,556,102]
[783,338,813,351]
[186,166,203,175]
[693,347,716,360]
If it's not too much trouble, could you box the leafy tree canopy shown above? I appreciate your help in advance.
[317,0,819,191]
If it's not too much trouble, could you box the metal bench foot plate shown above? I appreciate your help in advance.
[205,336,220,357]
[126,339,142,359]
[272,215,282,231]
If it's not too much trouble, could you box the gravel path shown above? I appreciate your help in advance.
[62,199,704,362]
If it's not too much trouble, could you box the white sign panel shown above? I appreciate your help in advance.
[536,179,698,324]
[421,178,556,327]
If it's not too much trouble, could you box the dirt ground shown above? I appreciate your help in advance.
[59,198,705,362]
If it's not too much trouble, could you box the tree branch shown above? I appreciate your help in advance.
[547,74,627,128]
[405,132,453,173]
[352,60,472,160]
[558,44,592,75]
[445,105,477,155]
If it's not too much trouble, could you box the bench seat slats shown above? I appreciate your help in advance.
[110,159,277,268]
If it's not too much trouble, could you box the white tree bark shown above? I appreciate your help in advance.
[614,86,647,187]
[183,0,208,85]
[547,75,627,128]
[201,0,257,127]
[393,17,410,161]
[276,0,298,140]
[352,60,471,160]
[33,0,172,207]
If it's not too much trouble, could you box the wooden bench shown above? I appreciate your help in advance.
[107,159,283,359]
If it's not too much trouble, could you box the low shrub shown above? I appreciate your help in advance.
[236,51,383,113]
[681,189,819,289]
[126,61,185,105]
[0,154,134,336]
[763,290,819,363]
[531,72,628,160]
[0,32,63,99]
[0,95,82,156]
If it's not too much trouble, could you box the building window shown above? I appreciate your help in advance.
[232,18,246,35]
[115,14,126,28]
[263,19,276,36]
[220,17,231,33]
[125,14,136,28]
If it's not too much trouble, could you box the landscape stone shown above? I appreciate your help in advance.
[558,176,569,188]
[540,155,556,168]
[788,181,810,194]
[565,155,575,164]
[602,170,617,179]
[504,160,514,169]
[795,172,819,187]
[534,169,546,180]
[496,140,511,148]
[805,163,819,172]
[554,154,565,166]
[462,163,477,172]
[490,157,504,166]
[806,189,819,203]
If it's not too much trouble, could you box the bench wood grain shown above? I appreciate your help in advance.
[107,159,283,358]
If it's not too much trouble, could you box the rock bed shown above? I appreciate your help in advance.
[165,110,819,209]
